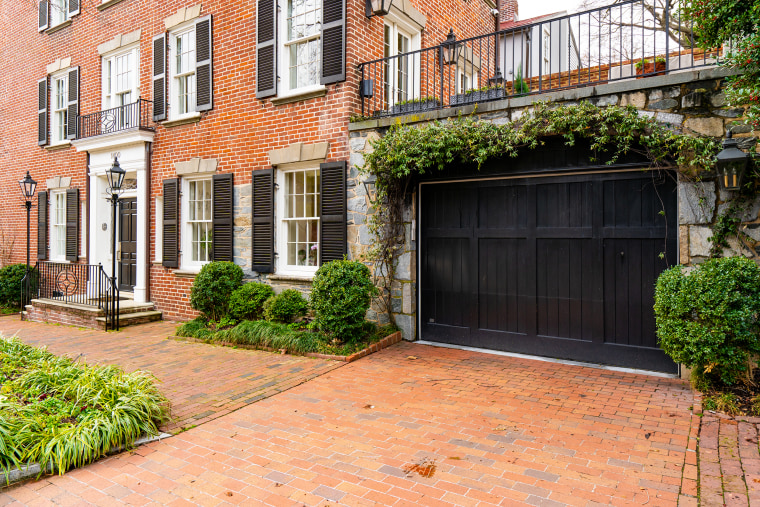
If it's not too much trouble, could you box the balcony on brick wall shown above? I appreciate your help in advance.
[357,0,725,120]
[77,99,155,140]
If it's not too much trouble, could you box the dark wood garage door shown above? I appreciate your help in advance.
[420,170,678,373]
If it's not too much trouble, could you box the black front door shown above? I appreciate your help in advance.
[420,170,678,373]
[119,198,137,292]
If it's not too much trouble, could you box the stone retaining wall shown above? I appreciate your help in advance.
[347,67,760,341]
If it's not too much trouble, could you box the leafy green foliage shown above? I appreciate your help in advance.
[514,65,530,95]
[0,264,30,308]
[263,289,308,324]
[214,320,318,355]
[228,282,275,321]
[0,336,169,478]
[683,0,760,130]
[189,262,244,321]
[310,260,378,343]
[175,317,215,341]
[654,257,760,386]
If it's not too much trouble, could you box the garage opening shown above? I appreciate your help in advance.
[419,170,678,373]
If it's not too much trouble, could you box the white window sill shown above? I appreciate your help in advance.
[98,0,127,11]
[269,272,316,283]
[46,19,72,34]
[45,141,71,151]
[174,268,201,278]
[271,86,327,106]
[163,112,202,128]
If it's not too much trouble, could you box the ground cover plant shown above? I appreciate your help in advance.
[176,260,396,356]
[654,257,760,415]
[0,336,169,480]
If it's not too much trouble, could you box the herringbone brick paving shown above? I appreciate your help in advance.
[0,327,697,507]
[0,316,343,433]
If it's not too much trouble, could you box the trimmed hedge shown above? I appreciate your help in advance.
[228,282,274,321]
[189,262,243,321]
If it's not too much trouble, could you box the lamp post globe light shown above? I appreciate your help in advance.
[716,130,750,192]
[18,171,37,308]
[107,156,125,331]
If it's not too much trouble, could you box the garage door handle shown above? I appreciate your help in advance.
[620,251,625,258]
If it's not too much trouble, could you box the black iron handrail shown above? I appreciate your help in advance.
[23,261,119,330]
[77,99,154,139]
[358,0,724,119]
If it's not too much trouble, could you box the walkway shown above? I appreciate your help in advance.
[0,316,343,432]
[1,337,697,506]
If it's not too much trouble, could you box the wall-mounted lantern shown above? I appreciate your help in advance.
[363,174,378,203]
[716,130,750,191]
[366,0,393,18]
[441,29,461,65]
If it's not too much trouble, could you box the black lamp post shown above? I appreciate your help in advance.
[716,130,750,192]
[18,171,37,309]
[365,0,393,17]
[106,156,125,331]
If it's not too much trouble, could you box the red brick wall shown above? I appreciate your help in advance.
[500,0,519,23]
[0,0,495,321]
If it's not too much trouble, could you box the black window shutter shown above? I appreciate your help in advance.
[195,15,213,112]
[66,67,79,140]
[152,33,167,121]
[319,161,346,264]
[320,0,346,85]
[38,0,48,31]
[69,0,79,17]
[37,191,48,260]
[38,78,48,146]
[256,0,277,98]
[212,173,233,262]
[162,179,179,268]
[65,188,79,262]
[252,169,274,273]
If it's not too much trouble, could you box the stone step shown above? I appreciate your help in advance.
[95,310,163,330]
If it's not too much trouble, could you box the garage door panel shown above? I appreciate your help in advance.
[536,181,593,228]
[604,176,671,229]
[422,237,472,329]
[478,238,529,334]
[479,185,528,229]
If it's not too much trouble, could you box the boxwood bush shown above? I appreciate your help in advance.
[228,282,274,321]
[310,260,377,343]
[263,289,308,323]
[654,257,760,386]
[0,264,30,308]
[189,262,243,321]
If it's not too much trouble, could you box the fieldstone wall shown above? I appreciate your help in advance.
[348,67,760,341]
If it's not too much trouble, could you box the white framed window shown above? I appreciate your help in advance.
[279,0,322,94]
[382,18,421,107]
[103,46,139,110]
[51,0,69,27]
[50,191,67,261]
[457,68,480,93]
[181,177,212,269]
[277,167,320,274]
[51,71,68,145]
[168,25,197,120]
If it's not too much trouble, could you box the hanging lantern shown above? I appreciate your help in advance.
[716,131,750,191]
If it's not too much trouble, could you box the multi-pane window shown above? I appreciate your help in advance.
[174,29,196,115]
[103,48,138,128]
[383,21,417,106]
[52,74,68,144]
[282,169,320,268]
[51,0,69,26]
[51,192,66,260]
[285,0,321,90]
[187,179,212,264]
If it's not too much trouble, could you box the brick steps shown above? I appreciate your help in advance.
[23,298,162,330]
[95,310,163,329]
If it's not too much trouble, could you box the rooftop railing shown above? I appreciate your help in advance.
[358,0,725,119]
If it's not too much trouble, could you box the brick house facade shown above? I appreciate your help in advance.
[0,0,496,321]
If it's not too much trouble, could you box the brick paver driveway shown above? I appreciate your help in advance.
[1,338,697,506]
[0,317,342,432]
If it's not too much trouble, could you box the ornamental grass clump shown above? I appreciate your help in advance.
[654,257,760,386]
[214,320,317,355]
[0,336,169,479]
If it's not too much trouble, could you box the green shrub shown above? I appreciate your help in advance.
[310,260,378,343]
[263,289,308,323]
[228,282,274,321]
[0,264,30,308]
[214,320,318,354]
[189,262,243,321]
[175,317,214,341]
[654,257,760,386]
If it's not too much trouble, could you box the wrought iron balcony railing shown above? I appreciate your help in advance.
[77,99,154,139]
[357,0,725,119]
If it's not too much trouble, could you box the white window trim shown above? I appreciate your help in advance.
[278,0,322,95]
[101,44,140,111]
[275,164,321,276]
[180,175,212,271]
[383,15,421,106]
[167,20,198,122]
[50,69,69,146]
[50,190,67,261]
[80,200,86,259]
[50,0,69,28]
[154,196,163,263]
